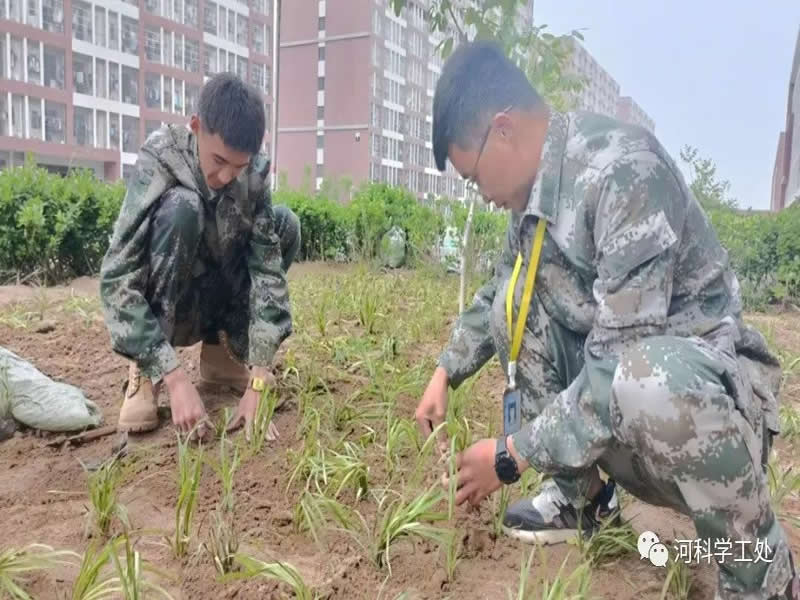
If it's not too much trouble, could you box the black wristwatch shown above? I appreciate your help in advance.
[495,436,521,484]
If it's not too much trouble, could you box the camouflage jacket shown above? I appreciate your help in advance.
[438,110,781,470]
[99,124,291,381]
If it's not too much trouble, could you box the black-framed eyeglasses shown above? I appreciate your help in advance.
[465,105,513,194]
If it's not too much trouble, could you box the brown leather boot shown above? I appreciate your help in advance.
[199,342,250,393]
[117,362,159,433]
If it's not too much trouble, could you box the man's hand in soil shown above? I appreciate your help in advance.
[445,436,529,508]
[227,367,278,442]
[164,367,210,439]
[415,366,450,454]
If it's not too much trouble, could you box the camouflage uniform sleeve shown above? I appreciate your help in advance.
[245,184,292,368]
[99,147,181,382]
[437,215,516,389]
[511,150,687,473]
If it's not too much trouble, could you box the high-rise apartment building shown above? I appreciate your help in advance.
[772,27,800,211]
[278,0,474,201]
[616,95,654,134]
[0,0,272,179]
[565,38,655,134]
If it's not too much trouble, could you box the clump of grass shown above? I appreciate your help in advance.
[492,486,512,539]
[81,455,129,538]
[289,439,369,501]
[111,535,174,600]
[660,555,692,600]
[205,508,239,576]
[292,491,357,549]
[170,432,204,558]
[779,404,800,442]
[0,544,77,600]
[348,485,449,572]
[507,547,592,600]
[70,539,118,600]
[231,554,316,600]
[439,529,462,583]
[570,510,638,566]
[768,458,800,523]
[385,416,421,476]
[249,388,280,455]
[208,432,240,513]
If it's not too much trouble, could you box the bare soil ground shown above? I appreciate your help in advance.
[0,262,797,600]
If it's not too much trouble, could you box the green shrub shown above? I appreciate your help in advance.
[0,158,124,283]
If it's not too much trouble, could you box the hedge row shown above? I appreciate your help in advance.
[1,161,799,312]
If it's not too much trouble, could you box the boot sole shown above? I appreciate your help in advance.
[117,419,160,433]
[501,525,581,545]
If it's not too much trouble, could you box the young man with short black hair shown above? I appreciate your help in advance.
[416,40,798,600]
[100,72,300,440]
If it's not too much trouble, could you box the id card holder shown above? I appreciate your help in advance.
[503,387,522,436]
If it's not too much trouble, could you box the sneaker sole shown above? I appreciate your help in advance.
[501,525,581,545]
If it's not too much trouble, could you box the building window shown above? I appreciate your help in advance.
[72,0,92,42]
[204,44,216,75]
[96,110,107,147]
[252,23,264,54]
[122,115,139,153]
[109,112,119,148]
[94,7,106,47]
[163,76,172,112]
[122,16,138,54]
[9,37,23,81]
[145,26,161,62]
[317,105,324,120]
[318,16,325,31]
[204,1,217,35]
[96,58,106,97]
[237,56,247,80]
[264,102,270,126]
[318,45,325,61]
[122,66,138,104]
[184,0,198,27]
[72,53,92,94]
[250,62,264,90]
[106,62,119,101]
[108,11,119,50]
[27,40,41,84]
[227,8,235,41]
[43,0,64,33]
[173,79,183,114]
[145,119,160,139]
[145,72,161,109]
[317,134,323,149]
[186,84,199,114]
[174,34,184,69]
[185,39,200,72]
[27,0,39,26]
[317,76,324,91]
[74,106,93,146]
[265,66,271,91]
[237,14,247,46]
[28,98,42,140]
[44,101,64,142]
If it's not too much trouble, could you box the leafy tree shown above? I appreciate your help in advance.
[680,145,738,210]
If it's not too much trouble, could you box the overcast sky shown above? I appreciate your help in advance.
[533,0,800,209]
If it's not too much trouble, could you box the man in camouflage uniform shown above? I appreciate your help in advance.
[415,41,798,599]
[100,73,299,439]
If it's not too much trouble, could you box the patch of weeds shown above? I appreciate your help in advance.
[170,432,204,558]
[112,535,174,599]
[0,544,77,600]
[81,455,129,538]
[659,555,693,600]
[228,554,316,600]
[570,510,638,566]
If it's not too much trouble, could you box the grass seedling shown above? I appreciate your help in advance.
[249,388,279,455]
[492,485,512,539]
[70,539,119,600]
[81,455,129,538]
[208,433,240,513]
[385,417,421,475]
[205,508,239,576]
[111,535,174,600]
[171,432,204,559]
[293,491,356,548]
[232,554,316,600]
[507,546,592,600]
[570,509,638,566]
[290,440,369,500]
[520,469,545,498]
[439,529,462,583]
[768,459,800,523]
[659,556,692,600]
[356,282,382,334]
[349,485,449,572]
[779,404,800,442]
[0,544,77,600]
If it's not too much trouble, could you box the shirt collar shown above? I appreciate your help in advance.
[520,110,569,225]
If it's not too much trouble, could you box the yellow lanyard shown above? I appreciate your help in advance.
[505,218,547,389]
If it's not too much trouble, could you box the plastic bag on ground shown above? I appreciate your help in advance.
[380,226,407,268]
[0,346,102,432]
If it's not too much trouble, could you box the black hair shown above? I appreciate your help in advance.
[198,72,266,155]
[432,40,545,171]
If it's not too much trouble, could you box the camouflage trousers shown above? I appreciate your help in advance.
[145,187,300,367]
[489,293,795,599]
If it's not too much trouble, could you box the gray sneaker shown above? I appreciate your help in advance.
[502,478,619,545]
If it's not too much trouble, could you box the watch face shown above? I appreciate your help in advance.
[497,455,519,483]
